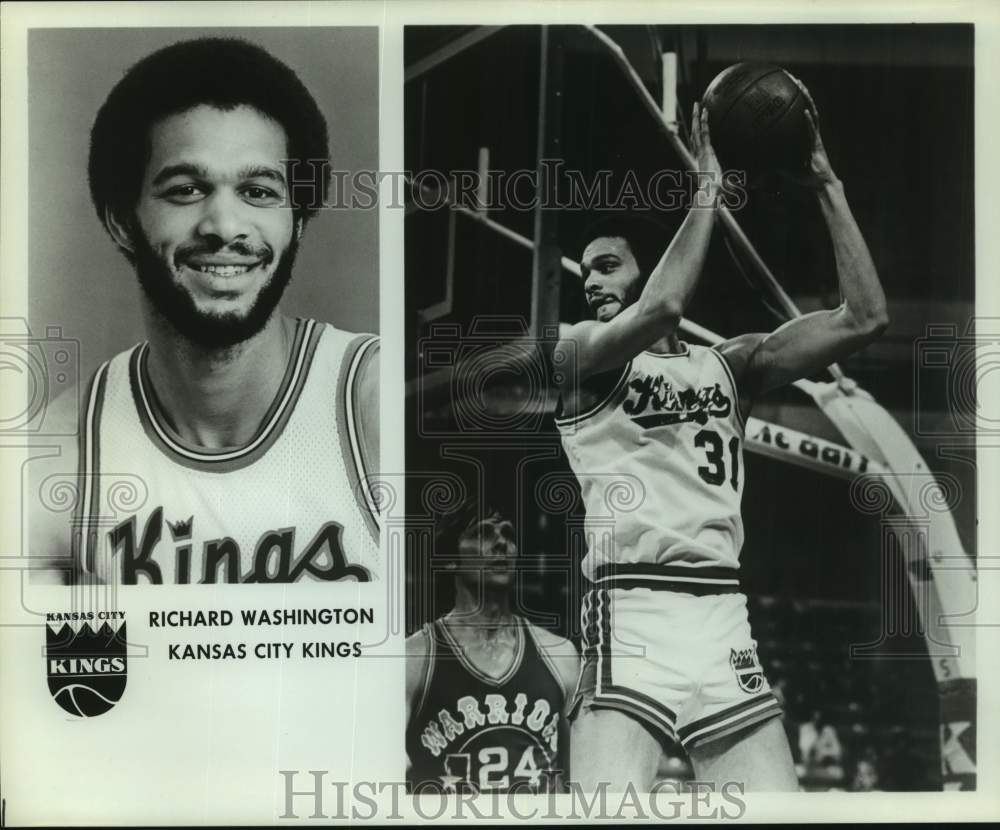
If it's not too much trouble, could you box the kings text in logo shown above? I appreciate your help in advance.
[46,616,127,717]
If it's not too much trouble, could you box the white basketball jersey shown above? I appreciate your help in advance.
[71,318,380,585]
[556,343,745,581]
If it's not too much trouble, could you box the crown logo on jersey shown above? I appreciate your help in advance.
[730,647,764,694]
[623,376,732,428]
[167,516,193,541]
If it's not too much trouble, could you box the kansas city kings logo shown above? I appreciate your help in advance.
[46,614,127,717]
[729,646,764,694]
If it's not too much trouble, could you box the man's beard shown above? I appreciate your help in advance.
[131,231,298,350]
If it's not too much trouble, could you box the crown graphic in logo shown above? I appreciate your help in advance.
[46,619,128,717]
[167,516,193,541]
[729,647,764,694]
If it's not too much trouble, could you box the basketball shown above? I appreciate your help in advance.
[701,62,813,174]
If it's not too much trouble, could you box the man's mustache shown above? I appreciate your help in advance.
[175,241,273,262]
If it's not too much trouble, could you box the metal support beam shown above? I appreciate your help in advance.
[530,26,564,343]
[404,27,505,82]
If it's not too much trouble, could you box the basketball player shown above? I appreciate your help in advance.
[30,38,379,584]
[556,98,888,790]
[405,504,579,793]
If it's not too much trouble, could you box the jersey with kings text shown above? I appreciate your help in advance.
[70,318,380,585]
[556,342,745,580]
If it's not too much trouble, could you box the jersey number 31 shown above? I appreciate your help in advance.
[694,429,740,491]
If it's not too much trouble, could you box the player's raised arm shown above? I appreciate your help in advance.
[722,92,888,398]
[554,104,721,386]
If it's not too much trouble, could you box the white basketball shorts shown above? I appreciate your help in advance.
[573,564,782,752]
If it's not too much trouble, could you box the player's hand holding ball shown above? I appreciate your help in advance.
[690,101,722,207]
[783,75,840,190]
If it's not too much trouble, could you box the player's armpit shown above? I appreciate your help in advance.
[528,624,581,715]
[715,333,767,419]
[555,299,681,387]
[744,304,887,394]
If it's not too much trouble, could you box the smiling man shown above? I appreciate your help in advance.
[31,38,379,585]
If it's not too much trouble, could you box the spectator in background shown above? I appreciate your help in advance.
[799,709,845,784]
[850,756,881,792]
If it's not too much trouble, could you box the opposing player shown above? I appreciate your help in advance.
[30,38,379,584]
[405,504,579,793]
[555,98,887,790]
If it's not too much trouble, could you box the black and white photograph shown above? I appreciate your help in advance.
[404,23,979,796]
[25,27,381,587]
[1,16,395,825]
[0,1,998,825]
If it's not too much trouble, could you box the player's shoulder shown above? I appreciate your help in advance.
[46,382,86,435]
[524,621,579,695]
[405,623,435,684]
[405,623,433,660]
[26,384,88,581]
[525,621,576,657]
[314,319,379,349]
[556,319,599,341]
[29,384,84,474]
[713,332,768,378]
[405,623,435,717]
[35,342,137,455]
[553,320,599,367]
[553,321,630,424]
[312,321,379,381]
[26,342,136,504]
[320,324,379,477]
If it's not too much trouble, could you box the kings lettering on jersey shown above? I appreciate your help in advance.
[104,509,371,584]
[623,374,732,428]
[69,320,381,586]
[555,344,746,577]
